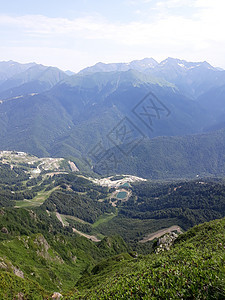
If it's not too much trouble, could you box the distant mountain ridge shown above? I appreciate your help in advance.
[0,60,36,82]
[0,61,69,100]
[78,57,158,74]
[79,57,225,98]
[79,57,218,75]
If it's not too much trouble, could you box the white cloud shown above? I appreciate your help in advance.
[155,0,195,9]
[0,8,223,45]
[0,0,225,70]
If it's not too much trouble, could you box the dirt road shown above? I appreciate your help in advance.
[72,228,100,242]
[139,225,182,243]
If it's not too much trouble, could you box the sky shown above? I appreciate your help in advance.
[0,0,224,72]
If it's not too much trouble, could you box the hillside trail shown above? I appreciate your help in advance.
[56,212,100,242]
[72,228,100,242]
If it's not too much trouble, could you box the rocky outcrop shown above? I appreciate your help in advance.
[16,292,24,300]
[52,292,62,299]
[155,232,178,254]
[1,227,8,234]
[13,266,24,278]
[0,257,24,278]
[34,234,64,263]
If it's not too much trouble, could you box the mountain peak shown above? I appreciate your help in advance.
[158,58,216,71]
[79,57,159,75]
[79,57,218,76]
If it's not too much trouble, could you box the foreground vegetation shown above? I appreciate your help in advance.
[68,217,225,299]
[0,209,224,299]
[0,208,129,299]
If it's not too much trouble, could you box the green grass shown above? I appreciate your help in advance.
[0,233,82,292]
[60,214,105,240]
[15,186,58,208]
[62,214,91,225]
[0,270,50,299]
[0,207,130,295]
[92,210,118,228]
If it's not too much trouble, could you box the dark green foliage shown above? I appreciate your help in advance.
[93,178,225,254]
[42,190,114,223]
[0,163,41,205]
[26,176,42,187]
[42,173,115,223]
[0,163,29,184]
[95,216,179,243]
[95,130,225,179]
[0,190,15,207]
[0,208,63,238]
[110,175,125,181]
[0,164,225,297]
[120,179,225,228]
[66,219,93,234]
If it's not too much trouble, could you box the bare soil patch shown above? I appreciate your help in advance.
[139,225,182,243]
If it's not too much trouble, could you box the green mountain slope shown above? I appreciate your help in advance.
[0,207,129,298]
[0,68,211,166]
[70,217,225,299]
[0,271,48,299]
[0,65,68,97]
[0,60,225,179]
[94,129,225,179]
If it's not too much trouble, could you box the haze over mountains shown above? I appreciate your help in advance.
[0,58,225,179]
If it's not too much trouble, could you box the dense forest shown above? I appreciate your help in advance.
[120,179,225,228]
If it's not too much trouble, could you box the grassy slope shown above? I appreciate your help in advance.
[15,187,59,208]
[92,211,118,228]
[0,271,50,300]
[0,208,129,297]
[68,217,225,299]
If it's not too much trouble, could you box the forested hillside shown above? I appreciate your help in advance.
[1,59,225,180]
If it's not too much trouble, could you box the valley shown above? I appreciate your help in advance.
[0,144,225,299]
[1,150,225,246]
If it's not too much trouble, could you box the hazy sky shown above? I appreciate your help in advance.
[0,0,224,71]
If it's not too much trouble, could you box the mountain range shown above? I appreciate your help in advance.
[0,58,225,179]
